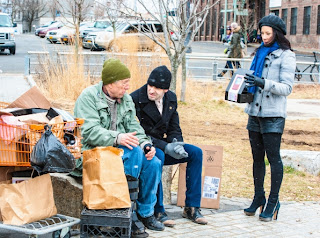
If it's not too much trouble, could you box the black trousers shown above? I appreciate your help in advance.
[248,131,283,202]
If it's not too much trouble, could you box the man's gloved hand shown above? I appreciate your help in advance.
[244,73,265,89]
[164,138,188,160]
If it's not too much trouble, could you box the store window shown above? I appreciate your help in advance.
[282,9,288,31]
[317,5,320,34]
[290,8,297,35]
[303,6,311,35]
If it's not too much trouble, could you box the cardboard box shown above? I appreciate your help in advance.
[177,145,223,209]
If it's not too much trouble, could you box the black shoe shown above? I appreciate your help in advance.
[259,200,280,222]
[155,212,175,227]
[218,73,224,77]
[244,195,266,216]
[182,207,208,225]
[138,214,165,231]
[131,228,149,238]
[132,212,149,238]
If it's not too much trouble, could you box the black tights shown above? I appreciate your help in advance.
[249,131,283,202]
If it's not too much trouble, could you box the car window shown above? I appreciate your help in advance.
[95,21,110,29]
[125,25,138,33]
[141,24,154,33]
[154,24,163,33]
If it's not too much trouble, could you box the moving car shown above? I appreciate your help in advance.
[0,13,16,55]
[94,20,164,52]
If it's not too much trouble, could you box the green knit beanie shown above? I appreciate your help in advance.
[101,58,131,85]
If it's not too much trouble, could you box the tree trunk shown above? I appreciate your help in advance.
[180,54,187,102]
[170,60,179,92]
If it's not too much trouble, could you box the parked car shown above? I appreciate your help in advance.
[80,19,111,40]
[38,22,64,38]
[94,20,164,52]
[45,24,75,44]
[82,31,103,50]
[35,21,56,36]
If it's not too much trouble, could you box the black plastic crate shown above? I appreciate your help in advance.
[80,206,132,238]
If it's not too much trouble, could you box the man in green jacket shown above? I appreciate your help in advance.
[74,59,164,236]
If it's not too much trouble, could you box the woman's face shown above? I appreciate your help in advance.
[261,26,274,45]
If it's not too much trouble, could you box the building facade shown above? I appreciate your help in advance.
[195,0,320,49]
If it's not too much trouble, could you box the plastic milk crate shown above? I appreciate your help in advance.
[80,205,133,238]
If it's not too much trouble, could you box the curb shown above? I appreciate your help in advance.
[26,75,36,87]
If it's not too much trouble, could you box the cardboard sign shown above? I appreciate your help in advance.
[177,145,223,209]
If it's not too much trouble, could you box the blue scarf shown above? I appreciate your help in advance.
[247,42,280,93]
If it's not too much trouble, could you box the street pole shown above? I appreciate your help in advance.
[224,0,227,36]
[233,0,237,22]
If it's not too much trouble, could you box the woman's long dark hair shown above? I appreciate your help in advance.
[252,27,292,56]
[272,28,291,50]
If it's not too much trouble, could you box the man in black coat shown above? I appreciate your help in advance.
[130,66,208,227]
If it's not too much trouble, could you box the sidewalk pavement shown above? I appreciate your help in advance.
[148,197,320,238]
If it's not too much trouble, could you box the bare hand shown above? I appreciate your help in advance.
[145,146,156,160]
[119,132,139,150]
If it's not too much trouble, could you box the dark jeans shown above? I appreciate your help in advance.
[221,61,241,75]
[154,144,203,213]
[248,131,283,202]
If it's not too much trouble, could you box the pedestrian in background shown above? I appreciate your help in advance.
[218,23,242,77]
[243,14,296,222]
[219,26,224,41]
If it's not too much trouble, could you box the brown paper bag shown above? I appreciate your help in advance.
[82,146,131,209]
[0,174,57,225]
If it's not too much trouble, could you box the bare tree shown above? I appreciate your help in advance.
[55,0,93,52]
[100,0,125,39]
[121,0,220,93]
[48,0,59,21]
[14,0,48,32]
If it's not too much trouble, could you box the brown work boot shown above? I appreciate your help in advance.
[155,212,175,227]
[182,207,208,225]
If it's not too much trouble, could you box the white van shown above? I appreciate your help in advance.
[0,13,16,55]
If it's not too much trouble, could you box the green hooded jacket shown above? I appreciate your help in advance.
[71,81,151,176]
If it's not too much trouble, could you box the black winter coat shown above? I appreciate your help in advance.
[130,84,183,151]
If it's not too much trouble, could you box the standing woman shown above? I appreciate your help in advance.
[243,14,296,222]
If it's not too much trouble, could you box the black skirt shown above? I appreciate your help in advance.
[246,116,285,134]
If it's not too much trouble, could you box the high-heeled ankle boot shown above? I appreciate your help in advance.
[244,195,266,216]
[259,200,280,222]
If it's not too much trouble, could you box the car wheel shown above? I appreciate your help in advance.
[9,47,15,55]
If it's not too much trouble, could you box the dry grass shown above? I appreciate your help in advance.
[34,46,320,202]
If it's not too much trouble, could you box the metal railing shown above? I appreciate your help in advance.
[25,52,320,83]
